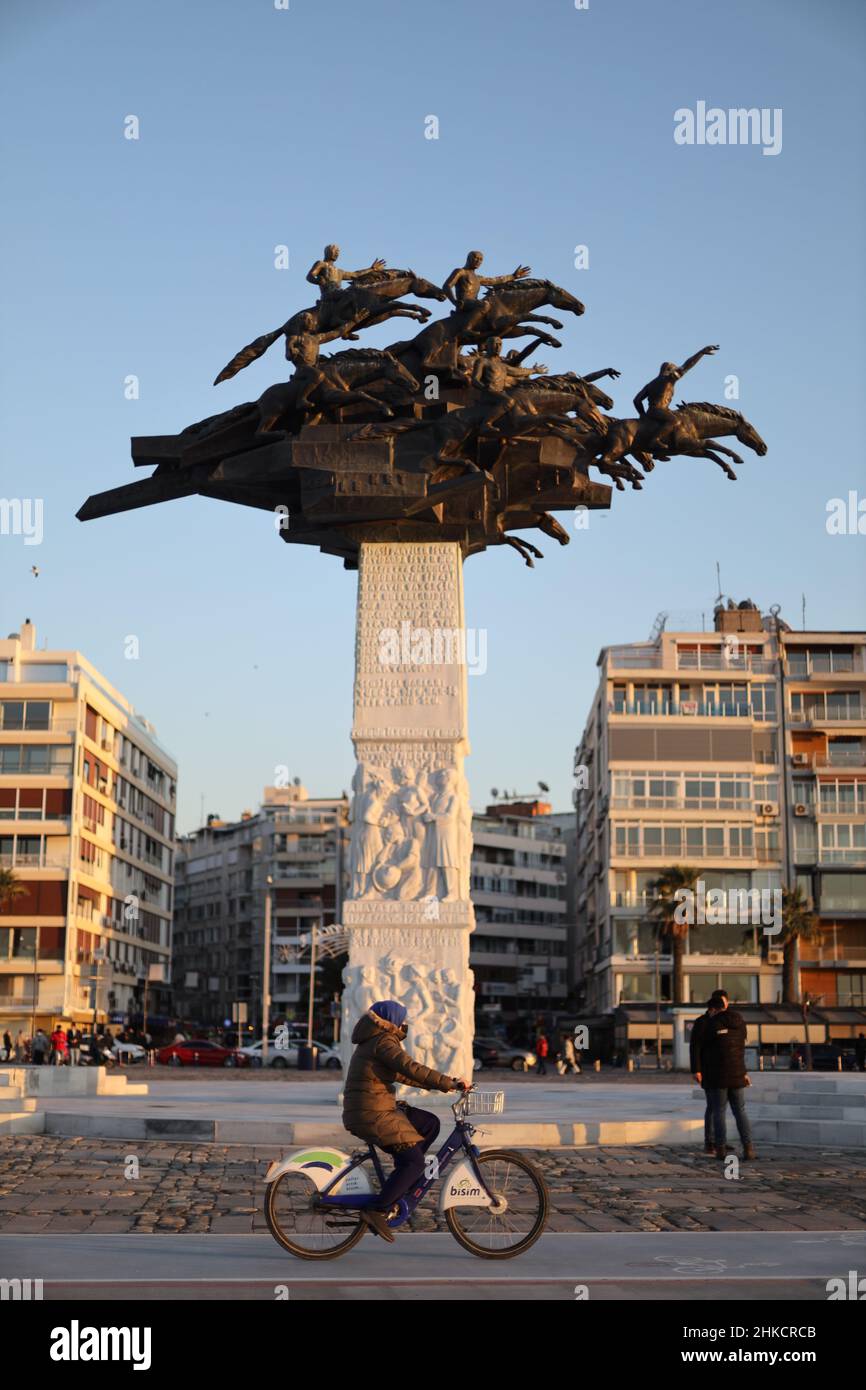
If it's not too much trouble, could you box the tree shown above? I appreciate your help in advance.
[778,886,822,1006]
[0,868,27,913]
[645,865,700,1006]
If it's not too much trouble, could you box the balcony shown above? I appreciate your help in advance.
[786,653,865,677]
[0,850,69,870]
[610,700,755,718]
[611,796,754,812]
[789,706,865,726]
[0,714,78,734]
[677,652,775,673]
[794,750,866,769]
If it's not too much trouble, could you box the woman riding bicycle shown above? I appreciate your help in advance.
[342,999,470,1242]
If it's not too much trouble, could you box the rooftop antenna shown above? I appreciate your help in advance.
[715,560,723,606]
[802,593,807,631]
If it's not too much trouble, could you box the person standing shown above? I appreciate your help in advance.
[31,1028,48,1065]
[535,1032,549,1076]
[67,1026,81,1066]
[696,990,756,1161]
[14,1029,26,1062]
[690,993,727,1156]
[50,1025,68,1066]
[855,1032,866,1073]
[2,1030,11,1062]
[556,1032,580,1076]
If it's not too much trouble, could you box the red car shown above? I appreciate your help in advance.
[156,1039,250,1068]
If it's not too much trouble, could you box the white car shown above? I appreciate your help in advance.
[111,1039,147,1064]
[237,1037,342,1069]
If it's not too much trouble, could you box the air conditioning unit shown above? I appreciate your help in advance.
[757,801,779,817]
[794,804,809,817]
[767,949,783,965]
[101,739,113,751]
[792,754,810,767]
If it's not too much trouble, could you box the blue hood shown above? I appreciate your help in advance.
[369,1000,408,1028]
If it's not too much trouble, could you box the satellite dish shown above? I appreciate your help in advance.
[538,781,549,793]
[293,776,301,786]
[491,787,499,798]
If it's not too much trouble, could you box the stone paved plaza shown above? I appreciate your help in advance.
[2,1135,864,1237]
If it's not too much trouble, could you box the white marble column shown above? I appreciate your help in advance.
[341,541,475,1084]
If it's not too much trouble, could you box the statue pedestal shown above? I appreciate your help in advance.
[341,542,475,1084]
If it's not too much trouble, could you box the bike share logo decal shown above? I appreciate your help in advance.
[450,1177,482,1198]
[297,1150,345,1172]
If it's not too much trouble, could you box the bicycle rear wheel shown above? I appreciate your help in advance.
[444,1149,548,1259]
[265,1171,367,1260]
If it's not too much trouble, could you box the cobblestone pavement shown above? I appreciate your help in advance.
[1,1137,864,1235]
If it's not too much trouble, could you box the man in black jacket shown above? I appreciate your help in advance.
[690,996,724,1155]
[693,989,757,1161]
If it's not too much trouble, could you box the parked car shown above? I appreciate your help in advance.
[111,1039,147,1064]
[157,1039,250,1068]
[237,1038,342,1069]
[474,1035,537,1072]
[472,1040,499,1069]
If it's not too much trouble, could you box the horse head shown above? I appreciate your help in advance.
[544,281,585,316]
[383,352,421,395]
[735,417,768,456]
[580,379,614,411]
[407,271,448,302]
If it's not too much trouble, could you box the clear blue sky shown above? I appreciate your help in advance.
[2,0,864,832]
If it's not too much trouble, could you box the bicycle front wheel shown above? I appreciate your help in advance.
[265,1171,366,1260]
[445,1150,548,1259]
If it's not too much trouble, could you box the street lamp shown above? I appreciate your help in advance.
[262,874,273,1066]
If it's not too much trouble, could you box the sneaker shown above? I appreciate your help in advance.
[361,1209,395,1243]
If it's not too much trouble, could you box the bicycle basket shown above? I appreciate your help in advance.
[464,1090,505,1115]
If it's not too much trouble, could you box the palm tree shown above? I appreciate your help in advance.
[778,886,822,1005]
[0,868,27,913]
[645,865,700,1005]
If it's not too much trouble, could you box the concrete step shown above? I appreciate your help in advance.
[749,1104,866,1121]
[41,1111,706,1148]
[2,1067,148,1098]
[750,1092,866,1109]
[0,1110,45,1135]
[0,1094,37,1112]
[751,1117,866,1148]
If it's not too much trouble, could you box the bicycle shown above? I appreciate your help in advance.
[264,1086,548,1260]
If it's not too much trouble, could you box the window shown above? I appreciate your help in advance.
[819,779,866,815]
[614,822,756,857]
[751,685,777,721]
[819,823,866,863]
[18,664,68,682]
[0,700,51,730]
[838,974,866,1006]
[0,746,72,773]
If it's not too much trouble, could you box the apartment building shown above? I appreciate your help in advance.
[470,799,571,1031]
[172,784,349,1030]
[0,620,177,1034]
[573,601,866,1058]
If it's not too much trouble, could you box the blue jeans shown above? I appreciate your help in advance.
[375,1105,440,1212]
[706,1087,752,1149]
